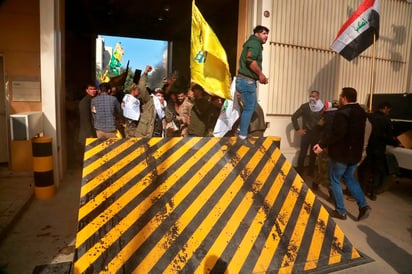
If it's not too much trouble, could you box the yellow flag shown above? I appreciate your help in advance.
[191,1,232,99]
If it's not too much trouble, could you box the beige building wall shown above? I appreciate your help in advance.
[0,0,41,114]
[0,0,41,168]
[0,0,64,183]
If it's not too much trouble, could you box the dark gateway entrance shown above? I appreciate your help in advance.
[64,0,239,167]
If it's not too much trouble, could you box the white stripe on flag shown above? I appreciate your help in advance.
[331,7,375,53]
[331,0,379,55]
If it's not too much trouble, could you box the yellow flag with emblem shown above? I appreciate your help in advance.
[191,1,232,99]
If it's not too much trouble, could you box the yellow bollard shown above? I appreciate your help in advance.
[32,136,56,199]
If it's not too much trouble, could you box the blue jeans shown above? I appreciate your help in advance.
[236,77,257,137]
[329,160,367,215]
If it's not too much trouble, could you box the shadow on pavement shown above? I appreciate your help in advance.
[358,225,412,274]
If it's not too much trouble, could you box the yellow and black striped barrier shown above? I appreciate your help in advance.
[74,137,371,273]
[32,136,55,199]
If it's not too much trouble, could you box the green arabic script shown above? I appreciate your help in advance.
[355,18,368,32]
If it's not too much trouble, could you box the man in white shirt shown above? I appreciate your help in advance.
[122,83,141,137]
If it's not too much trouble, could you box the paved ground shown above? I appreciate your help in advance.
[0,168,81,273]
[0,166,411,273]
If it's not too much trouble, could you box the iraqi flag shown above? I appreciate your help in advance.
[331,0,379,61]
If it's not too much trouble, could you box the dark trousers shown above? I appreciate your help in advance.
[358,151,386,195]
[297,131,317,174]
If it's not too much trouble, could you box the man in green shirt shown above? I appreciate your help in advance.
[236,25,269,143]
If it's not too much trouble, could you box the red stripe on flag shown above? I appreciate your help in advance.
[334,0,376,39]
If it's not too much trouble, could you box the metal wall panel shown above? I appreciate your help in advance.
[268,45,338,114]
[266,0,412,115]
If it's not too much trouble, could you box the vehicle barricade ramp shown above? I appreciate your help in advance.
[74,136,372,273]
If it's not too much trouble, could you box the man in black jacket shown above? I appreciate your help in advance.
[358,101,401,200]
[313,87,371,221]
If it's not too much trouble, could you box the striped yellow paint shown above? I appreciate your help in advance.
[329,224,345,265]
[252,174,303,272]
[77,138,197,221]
[304,206,330,271]
[74,137,371,274]
[75,138,207,273]
[128,138,248,273]
[280,188,316,269]
[83,138,121,173]
[103,138,231,273]
[80,138,162,195]
[202,147,284,273]
[351,246,361,259]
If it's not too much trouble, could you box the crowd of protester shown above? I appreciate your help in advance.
[77,24,405,223]
[78,65,241,145]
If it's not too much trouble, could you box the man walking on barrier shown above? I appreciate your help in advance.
[236,25,269,145]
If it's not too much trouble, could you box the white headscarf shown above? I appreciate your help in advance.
[151,94,167,119]
[309,98,324,112]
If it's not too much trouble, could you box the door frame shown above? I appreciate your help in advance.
[0,54,10,164]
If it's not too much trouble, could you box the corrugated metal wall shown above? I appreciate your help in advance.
[266,0,412,115]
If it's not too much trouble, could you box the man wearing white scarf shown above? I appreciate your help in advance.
[151,88,168,137]
[309,96,325,112]
[122,83,142,137]
[291,90,325,177]
[152,88,167,119]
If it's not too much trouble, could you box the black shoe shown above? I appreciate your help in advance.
[311,182,319,191]
[357,205,371,221]
[330,210,347,220]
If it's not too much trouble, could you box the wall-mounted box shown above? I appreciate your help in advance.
[12,80,41,102]
[10,111,43,140]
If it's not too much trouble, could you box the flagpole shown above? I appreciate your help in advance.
[368,33,377,112]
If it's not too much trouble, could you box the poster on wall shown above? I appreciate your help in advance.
[12,80,41,102]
